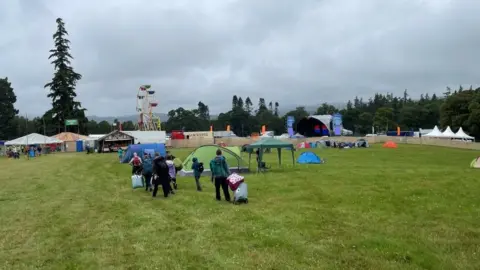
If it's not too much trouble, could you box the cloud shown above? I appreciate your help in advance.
[0,0,478,117]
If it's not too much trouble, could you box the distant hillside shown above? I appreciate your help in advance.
[87,103,346,123]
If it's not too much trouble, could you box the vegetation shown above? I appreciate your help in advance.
[0,77,19,140]
[42,18,87,134]
[0,145,479,269]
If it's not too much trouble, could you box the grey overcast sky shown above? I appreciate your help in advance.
[1,0,479,117]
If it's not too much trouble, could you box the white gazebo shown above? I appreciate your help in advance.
[424,126,444,137]
[442,126,456,138]
[455,127,474,140]
[5,133,63,145]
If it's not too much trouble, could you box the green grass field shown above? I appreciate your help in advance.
[1,145,479,269]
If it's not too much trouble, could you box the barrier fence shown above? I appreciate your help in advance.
[166,136,480,150]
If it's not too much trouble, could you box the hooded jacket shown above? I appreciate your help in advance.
[166,160,176,178]
[191,157,201,177]
[209,155,230,178]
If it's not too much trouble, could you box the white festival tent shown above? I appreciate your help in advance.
[423,126,443,137]
[442,126,457,138]
[455,127,475,140]
[5,133,63,146]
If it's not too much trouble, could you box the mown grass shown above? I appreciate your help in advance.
[0,144,479,269]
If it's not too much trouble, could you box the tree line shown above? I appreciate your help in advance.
[162,86,480,139]
[1,19,479,140]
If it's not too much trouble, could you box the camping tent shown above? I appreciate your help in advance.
[470,157,480,168]
[455,127,474,140]
[297,151,322,164]
[424,126,444,137]
[178,145,248,176]
[245,138,295,171]
[5,133,63,145]
[121,143,166,163]
[355,139,369,147]
[383,141,397,148]
[442,126,456,138]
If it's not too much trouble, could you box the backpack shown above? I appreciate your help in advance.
[198,162,204,173]
[132,156,141,166]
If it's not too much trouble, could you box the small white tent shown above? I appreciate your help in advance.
[455,127,474,140]
[442,126,456,138]
[5,133,63,145]
[424,126,443,137]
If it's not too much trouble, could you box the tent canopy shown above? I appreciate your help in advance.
[121,143,166,163]
[245,138,295,170]
[455,127,474,139]
[178,145,248,176]
[424,125,443,137]
[53,132,89,141]
[442,126,456,137]
[5,133,63,146]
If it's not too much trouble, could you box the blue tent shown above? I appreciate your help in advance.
[297,151,322,164]
[121,143,166,163]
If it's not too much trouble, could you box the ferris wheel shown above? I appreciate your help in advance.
[136,84,161,131]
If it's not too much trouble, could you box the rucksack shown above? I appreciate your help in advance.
[198,162,204,173]
[133,156,141,166]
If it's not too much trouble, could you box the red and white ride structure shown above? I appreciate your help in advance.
[136,85,161,131]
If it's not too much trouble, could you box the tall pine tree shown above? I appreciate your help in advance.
[0,77,19,139]
[44,18,87,134]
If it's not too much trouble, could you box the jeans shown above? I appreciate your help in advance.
[195,176,202,191]
[214,176,230,201]
[143,172,152,191]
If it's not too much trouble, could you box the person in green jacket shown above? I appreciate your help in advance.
[209,149,231,201]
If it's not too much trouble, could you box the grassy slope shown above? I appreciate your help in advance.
[0,145,479,269]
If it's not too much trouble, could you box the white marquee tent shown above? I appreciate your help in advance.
[5,133,63,146]
[442,126,456,138]
[455,127,474,140]
[424,126,443,137]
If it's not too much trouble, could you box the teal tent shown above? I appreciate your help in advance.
[245,138,295,171]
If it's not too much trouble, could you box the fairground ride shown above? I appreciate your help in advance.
[136,84,161,131]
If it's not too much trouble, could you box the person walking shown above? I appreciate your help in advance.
[166,155,177,191]
[142,153,153,192]
[209,149,231,202]
[152,154,171,198]
[128,152,142,175]
[191,157,203,191]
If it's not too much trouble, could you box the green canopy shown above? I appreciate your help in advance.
[245,138,295,171]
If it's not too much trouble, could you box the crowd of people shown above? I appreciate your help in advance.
[125,149,233,201]
[6,145,43,158]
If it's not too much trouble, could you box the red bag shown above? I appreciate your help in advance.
[226,173,244,191]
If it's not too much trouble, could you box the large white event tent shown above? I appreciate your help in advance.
[5,133,63,146]
[442,126,456,137]
[424,126,443,137]
[424,126,475,140]
[455,127,474,140]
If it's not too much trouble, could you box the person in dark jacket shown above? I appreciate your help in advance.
[209,149,231,201]
[191,157,202,191]
[152,154,172,198]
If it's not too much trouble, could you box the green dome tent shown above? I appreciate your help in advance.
[178,145,249,176]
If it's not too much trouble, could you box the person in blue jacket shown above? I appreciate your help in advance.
[142,153,153,191]
[191,157,202,191]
